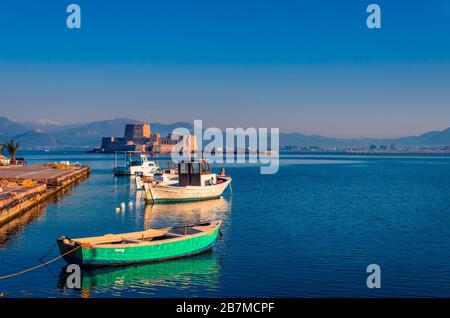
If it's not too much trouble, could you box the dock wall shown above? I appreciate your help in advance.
[0,165,90,226]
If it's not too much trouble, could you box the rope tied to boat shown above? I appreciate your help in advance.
[0,245,81,280]
[38,241,58,262]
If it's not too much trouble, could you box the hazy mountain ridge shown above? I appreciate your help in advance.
[1,117,450,149]
[53,118,141,146]
[0,117,29,140]
[21,119,63,134]
[0,117,195,149]
[14,129,59,149]
[52,119,195,147]
[279,129,450,148]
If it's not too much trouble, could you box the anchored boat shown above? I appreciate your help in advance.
[113,151,159,176]
[142,159,231,204]
[56,221,221,267]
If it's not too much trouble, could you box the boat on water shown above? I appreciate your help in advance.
[113,151,159,176]
[141,159,232,204]
[56,221,222,267]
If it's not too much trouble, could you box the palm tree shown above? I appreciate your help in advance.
[5,140,20,164]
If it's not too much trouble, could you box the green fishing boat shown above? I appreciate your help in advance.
[56,221,221,267]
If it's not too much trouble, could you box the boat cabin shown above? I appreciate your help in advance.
[113,151,158,176]
[178,159,217,187]
[128,154,151,167]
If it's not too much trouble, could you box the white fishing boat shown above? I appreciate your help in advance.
[113,151,159,177]
[141,159,231,204]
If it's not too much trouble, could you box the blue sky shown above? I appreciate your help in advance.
[1,0,450,137]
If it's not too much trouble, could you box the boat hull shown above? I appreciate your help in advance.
[113,166,157,176]
[145,178,231,204]
[57,226,220,267]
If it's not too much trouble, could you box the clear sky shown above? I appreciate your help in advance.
[1,0,450,138]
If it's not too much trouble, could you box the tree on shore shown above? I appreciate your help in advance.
[5,140,20,164]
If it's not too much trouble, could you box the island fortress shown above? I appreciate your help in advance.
[96,123,197,154]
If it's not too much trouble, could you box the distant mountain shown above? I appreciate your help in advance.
[0,117,28,141]
[52,119,195,147]
[13,129,59,149]
[53,118,140,147]
[21,119,63,133]
[151,122,195,136]
[394,128,450,146]
[279,127,450,148]
[2,116,450,149]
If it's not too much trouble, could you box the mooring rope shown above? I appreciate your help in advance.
[0,245,81,280]
[38,241,58,262]
[218,229,230,254]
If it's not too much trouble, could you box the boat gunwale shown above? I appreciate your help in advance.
[152,177,232,190]
[59,221,221,249]
[62,243,217,268]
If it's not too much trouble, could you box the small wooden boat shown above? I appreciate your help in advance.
[56,221,221,267]
[141,159,232,204]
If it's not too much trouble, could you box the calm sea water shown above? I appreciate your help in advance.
[1,151,450,297]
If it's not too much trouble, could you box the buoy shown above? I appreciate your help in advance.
[115,207,120,213]
[120,202,126,210]
[128,201,133,208]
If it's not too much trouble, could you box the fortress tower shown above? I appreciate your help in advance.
[98,122,195,154]
[123,123,151,141]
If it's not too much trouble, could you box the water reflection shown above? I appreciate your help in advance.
[0,204,47,248]
[0,185,79,248]
[57,253,220,297]
[143,197,232,229]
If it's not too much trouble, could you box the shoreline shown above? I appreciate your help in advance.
[0,165,90,226]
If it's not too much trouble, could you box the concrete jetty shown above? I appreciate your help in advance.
[0,164,90,225]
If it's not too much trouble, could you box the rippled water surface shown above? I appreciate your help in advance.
[1,151,450,297]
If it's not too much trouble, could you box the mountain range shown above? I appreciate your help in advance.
[0,117,196,149]
[1,116,450,150]
[279,128,450,148]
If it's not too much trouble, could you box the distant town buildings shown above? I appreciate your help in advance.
[95,123,197,154]
[280,144,450,154]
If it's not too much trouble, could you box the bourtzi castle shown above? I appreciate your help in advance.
[95,123,197,154]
